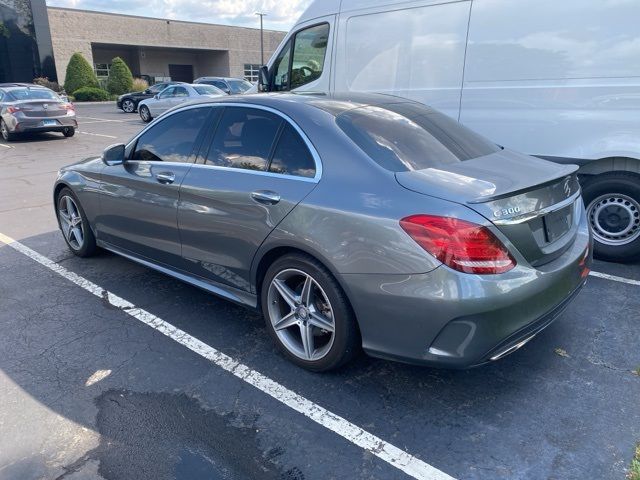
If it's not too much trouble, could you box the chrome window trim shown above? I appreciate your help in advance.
[126,102,323,183]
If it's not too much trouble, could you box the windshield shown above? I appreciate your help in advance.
[336,103,501,172]
[194,85,225,96]
[227,79,253,94]
[7,88,59,101]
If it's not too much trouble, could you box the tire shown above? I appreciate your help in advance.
[261,253,360,372]
[139,105,152,123]
[1,119,15,141]
[122,99,136,113]
[56,187,97,258]
[582,172,640,263]
[62,127,75,138]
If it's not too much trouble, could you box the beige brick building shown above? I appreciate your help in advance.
[47,7,286,85]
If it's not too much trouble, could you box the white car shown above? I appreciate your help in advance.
[258,0,640,262]
[138,84,226,123]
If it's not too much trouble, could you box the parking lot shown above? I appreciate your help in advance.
[0,103,639,480]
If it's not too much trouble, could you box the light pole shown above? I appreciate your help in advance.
[255,12,267,65]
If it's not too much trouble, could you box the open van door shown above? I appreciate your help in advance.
[262,15,336,94]
[333,0,472,120]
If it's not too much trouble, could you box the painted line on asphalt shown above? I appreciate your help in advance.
[0,232,455,480]
[0,143,13,149]
[79,131,118,139]
[590,270,640,287]
[76,116,126,123]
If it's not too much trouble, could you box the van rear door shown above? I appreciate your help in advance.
[334,0,471,120]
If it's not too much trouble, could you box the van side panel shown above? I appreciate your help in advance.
[460,0,640,162]
[334,0,471,119]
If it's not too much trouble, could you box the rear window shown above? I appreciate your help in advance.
[7,88,58,101]
[227,80,252,94]
[194,85,224,95]
[336,103,500,172]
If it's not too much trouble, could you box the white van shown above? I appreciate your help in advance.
[257,0,640,263]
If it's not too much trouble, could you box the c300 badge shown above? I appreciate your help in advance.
[493,206,522,218]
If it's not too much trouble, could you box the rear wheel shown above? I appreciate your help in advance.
[583,172,640,262]
[1,119,14,141]
[62,127,75,138]
[56,187,97,257]
[261,253,360,372]
[122,99,136,113]
[139,105,152,123]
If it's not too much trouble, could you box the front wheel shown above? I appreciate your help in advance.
[139,105,152,123]
[122,99,136,113]
[583,172,640,262]
[261,253,360,372]
[56,187,97,257]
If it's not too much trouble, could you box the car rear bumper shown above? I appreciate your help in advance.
[8,116,77,133]
[339,212,592,368]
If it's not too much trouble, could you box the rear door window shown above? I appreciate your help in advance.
[205,107,282,171]
[336,103,500,171]
[269,124,316,178]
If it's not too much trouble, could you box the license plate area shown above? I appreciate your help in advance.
[41,119,58,126]
[544,204,572,243]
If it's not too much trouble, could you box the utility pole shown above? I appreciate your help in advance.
[255,12,267,65]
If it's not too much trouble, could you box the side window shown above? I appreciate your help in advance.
[174,87,189,97]
[132,107,211,163]
[212,80,228,91]
[205,107,282,171]
[159,87,175,99]
[269,124,316,178]
[272,40,292,91]
[149,84,164,94]
[290,23,329,90]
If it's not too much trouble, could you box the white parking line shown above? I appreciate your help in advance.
[0,143,13,149]
[79,131,118,139]
[76,116,126,123]
[0,232,455,480]
[590,271,640,287]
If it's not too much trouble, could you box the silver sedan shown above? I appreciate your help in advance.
[53,93,592,372]
[138,83,226,123]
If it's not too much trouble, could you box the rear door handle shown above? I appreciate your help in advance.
[156,172,175,184]
[251,190,281,205]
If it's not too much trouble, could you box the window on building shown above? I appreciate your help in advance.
[94,63,111,79]
[243,64,261,83]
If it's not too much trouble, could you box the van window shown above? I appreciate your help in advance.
[336,103,500,172]
[271,23,330,91]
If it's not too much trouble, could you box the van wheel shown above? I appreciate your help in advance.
[261,253,360,372]
[583,172,640,262]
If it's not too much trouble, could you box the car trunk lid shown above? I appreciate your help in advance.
[395,149,582,266]
[14,100,67,118]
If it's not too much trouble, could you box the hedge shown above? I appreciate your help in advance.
[106,57,134,95]
[64,53,99,95]
[72,87,110,102]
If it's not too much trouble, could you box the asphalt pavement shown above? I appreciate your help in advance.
[0,103,638,480]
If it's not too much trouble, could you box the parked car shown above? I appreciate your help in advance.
[194,77,253,95]
[137,84,226,122]
[117,81,186,113]
[0,83,76,141]
[53,93,592,371]
[256,0,640,263]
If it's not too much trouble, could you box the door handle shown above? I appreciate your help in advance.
[251,190,281,205]
[156,172,176,184]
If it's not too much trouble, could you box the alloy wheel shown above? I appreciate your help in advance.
[267,269,336,361]
[140,106,150,122]
[58,195,85,250]
[123,100,135,113]
[1,121,9,140]
[587,193,640,246]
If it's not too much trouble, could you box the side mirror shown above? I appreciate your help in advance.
[258,65,271,92]
[102,143,126,166]
[144,89,151,94]
[223,88,231,95]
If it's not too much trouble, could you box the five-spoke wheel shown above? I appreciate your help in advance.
[56,188,97,257]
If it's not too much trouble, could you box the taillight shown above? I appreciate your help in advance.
[62,103,75,111]
[400,215,516,274]
[7,106,20,114]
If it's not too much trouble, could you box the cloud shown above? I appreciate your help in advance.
[45,0,313,30]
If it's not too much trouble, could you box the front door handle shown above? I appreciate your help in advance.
[156,172,175,184]
[251,190,281,205]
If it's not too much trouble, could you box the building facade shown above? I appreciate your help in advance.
[0,0,57,82]
[46,7,286,85]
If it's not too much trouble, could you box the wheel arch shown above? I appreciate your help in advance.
[578,156,640,178]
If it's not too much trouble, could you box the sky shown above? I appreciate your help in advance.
[45,0,313,31]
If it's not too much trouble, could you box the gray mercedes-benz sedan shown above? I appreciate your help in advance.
[53,93,592,371]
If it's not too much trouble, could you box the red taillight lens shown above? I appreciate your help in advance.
[62,103,75,111]
[400,215,516,274]
[7,106,20,114]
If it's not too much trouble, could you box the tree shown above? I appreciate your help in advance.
[106,57,133,95]
[64,52,99,94]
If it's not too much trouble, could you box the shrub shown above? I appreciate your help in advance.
[72,87,110,102]
[106,57,134,95]
[132,77,149,92]
[64,52,99,94]
[33,77,62,92]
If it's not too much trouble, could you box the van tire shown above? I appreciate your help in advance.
[582,172,640,263]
